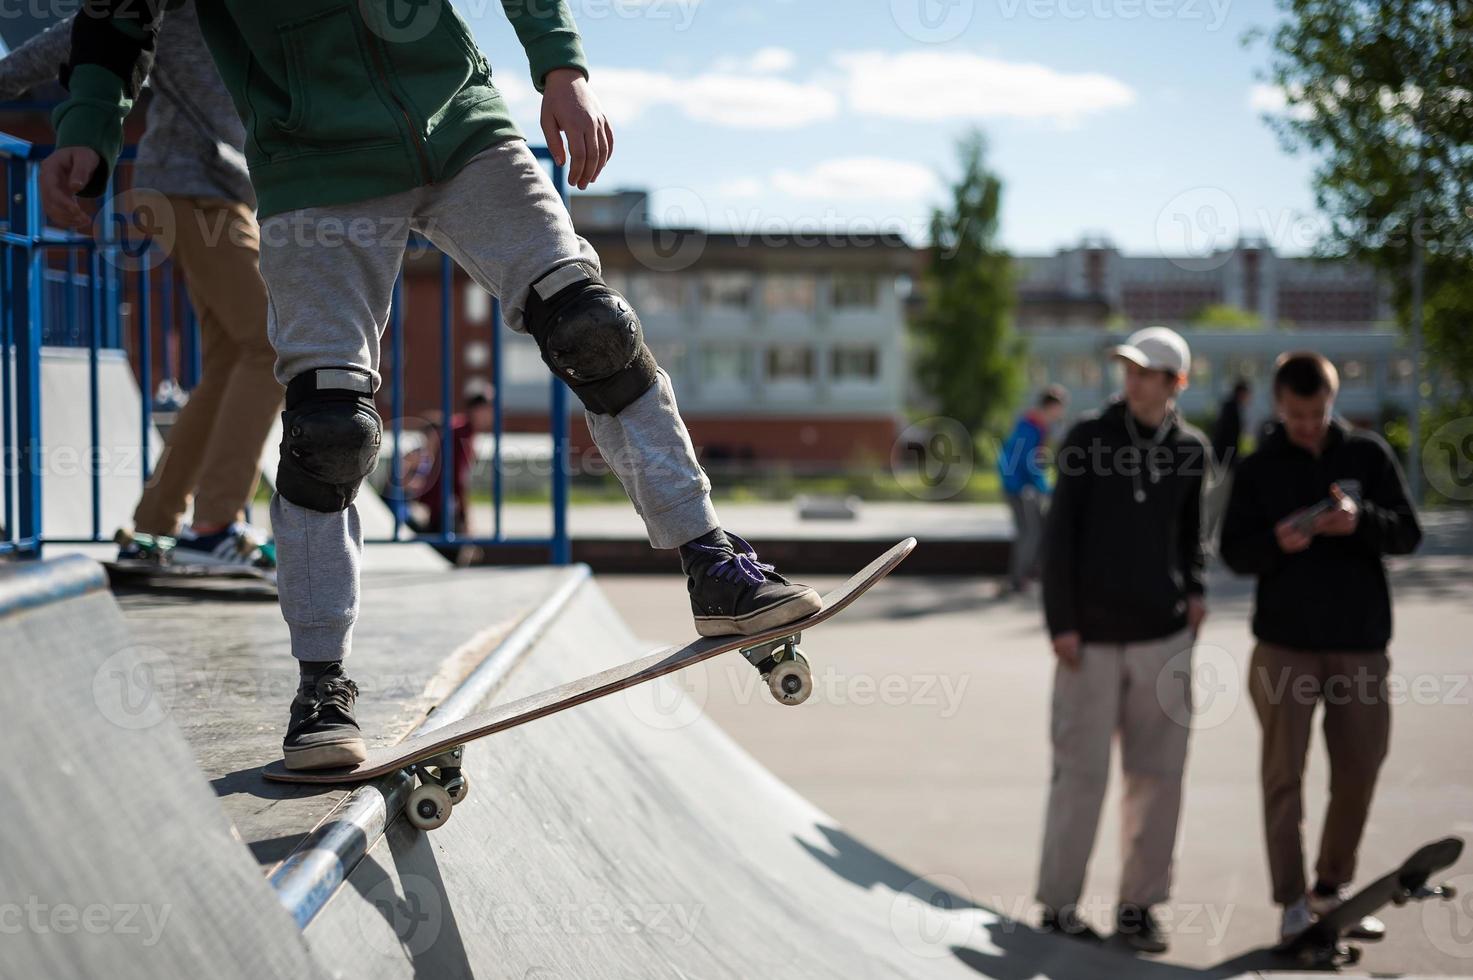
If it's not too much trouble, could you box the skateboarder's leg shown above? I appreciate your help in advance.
[1117,628,1193,909]
[258,192,414,769]
[1036,640,1121,916]
[1249,642,1322,905]
[414,140,819,634]
[1314,650,1390,889]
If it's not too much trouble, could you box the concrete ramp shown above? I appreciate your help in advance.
[299,581,1245,979]
[0,556,322,980]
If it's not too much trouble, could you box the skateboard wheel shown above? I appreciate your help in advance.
[407,783,452,831]
[767,660,812,706]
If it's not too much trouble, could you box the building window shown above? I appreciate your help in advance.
[832,273,878,310]
[766,346,815,382]
[702,272,755,312]
[1340,359,1367,387]
[464,340,490,370]
[463,283,491,324]
[702,345,750,384]
[631,273,685,314]
[831,345,880,382]
[1390,358,1414,387]
[504,334,546,384]
[650,342,687,378]
[763,273,817,313]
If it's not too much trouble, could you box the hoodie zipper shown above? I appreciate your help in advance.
[359,22,433,184]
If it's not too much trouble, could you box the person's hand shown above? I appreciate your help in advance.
[1275,514,1313,553]
[39,147,101,231]
[1187,595,1208,635]
[541,68,612,190]
[1052,631,1082,670]
[1313,483,1359,536]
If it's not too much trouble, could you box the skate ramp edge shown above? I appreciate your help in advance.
[289,577,1258,980]
[0,555,322,980]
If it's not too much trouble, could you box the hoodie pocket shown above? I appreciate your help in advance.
[269,7,401,150]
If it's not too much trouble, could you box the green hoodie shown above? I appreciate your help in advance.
[53,0,588,218]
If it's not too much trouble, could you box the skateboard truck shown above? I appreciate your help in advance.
[405,747,471,831]
[741,633,813,706]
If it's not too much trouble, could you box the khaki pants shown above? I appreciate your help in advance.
[132,197,282,534]
[1248,643,1390,905]
[1036,627,1195,910]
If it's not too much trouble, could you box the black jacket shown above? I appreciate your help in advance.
[1042,400,1209,643]
[1219,419,1421,651]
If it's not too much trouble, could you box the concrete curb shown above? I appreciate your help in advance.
[267,563,593,929]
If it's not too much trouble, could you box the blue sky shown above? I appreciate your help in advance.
[461,0,1319,256]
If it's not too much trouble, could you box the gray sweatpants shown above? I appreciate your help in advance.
[260,139,719,661]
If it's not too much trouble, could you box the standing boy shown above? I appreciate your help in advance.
[998,385,1068,593]
[1220,351,1420,941]
[1037,327,1209,953]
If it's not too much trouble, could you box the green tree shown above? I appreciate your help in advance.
[1191,303,1265,329]
[1253,0,1473,397]
[912,130,1023,439]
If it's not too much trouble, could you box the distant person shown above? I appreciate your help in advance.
[413,392,494,536]
[1220,352,1421,943]
[1205,380,1252,542]
[0,5,281,569]
[1037,327,1209,954]
[998,385,1068,593]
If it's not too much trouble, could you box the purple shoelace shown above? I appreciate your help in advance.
[694,533,774,586]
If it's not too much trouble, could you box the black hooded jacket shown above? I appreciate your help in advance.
[1219,419,1421,651]
[1042,400,1209,643]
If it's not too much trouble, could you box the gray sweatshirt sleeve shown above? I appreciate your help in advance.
[0,17,75,101]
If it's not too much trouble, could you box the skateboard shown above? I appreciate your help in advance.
[1275,835,1463,968]
[263,537,917,830]
[105,528,277,589]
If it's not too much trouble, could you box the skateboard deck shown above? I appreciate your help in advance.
[1276,835,1463,967]
[107,528,277,590]
[264,537,915,802]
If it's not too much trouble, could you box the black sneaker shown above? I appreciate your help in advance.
[1116,903,1169,954]
[283,663,367,770]
[682,531,821,637]
[1039,905,1103,943]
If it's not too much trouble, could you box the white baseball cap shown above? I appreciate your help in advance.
[1112,326,1190,377]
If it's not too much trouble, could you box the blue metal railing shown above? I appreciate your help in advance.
[0,131,571,563]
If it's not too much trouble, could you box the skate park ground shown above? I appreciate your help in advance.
[10,508,1470,977]
[599,507,1473,974]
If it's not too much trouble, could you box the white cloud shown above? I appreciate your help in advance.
[595,67,838,128]
[718,177,766,197]
[833,50,1133,125]
[713,46,797,75]
[737,158,938,201]
[1248,82,1316,121]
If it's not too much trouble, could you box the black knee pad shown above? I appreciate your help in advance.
[523,263,658,416]
[276,368,382,513]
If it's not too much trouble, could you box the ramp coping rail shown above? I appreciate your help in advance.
[267,563,592,929]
